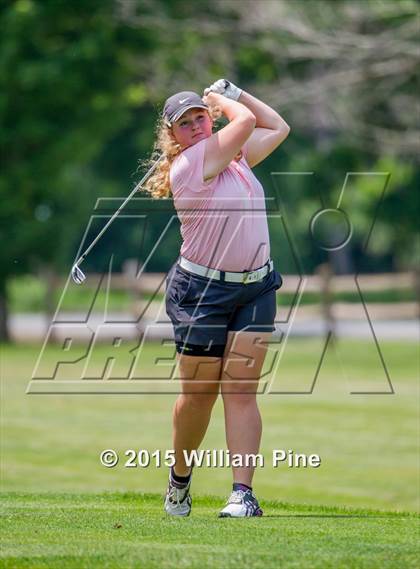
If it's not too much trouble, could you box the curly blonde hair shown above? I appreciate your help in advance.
[141,104,222,199]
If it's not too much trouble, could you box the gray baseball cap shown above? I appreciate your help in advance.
[163,91,208,126]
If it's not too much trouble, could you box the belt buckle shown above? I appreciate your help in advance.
[243,270,258,284]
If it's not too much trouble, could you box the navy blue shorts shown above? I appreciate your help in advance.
[165,260,283,357]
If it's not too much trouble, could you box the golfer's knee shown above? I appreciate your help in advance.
[180,391,218,411]
[221,388,257,407]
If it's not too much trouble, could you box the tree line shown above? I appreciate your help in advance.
[1,0,418,340]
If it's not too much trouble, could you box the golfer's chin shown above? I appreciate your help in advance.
[191,133,206,142]
[182,133,207,150]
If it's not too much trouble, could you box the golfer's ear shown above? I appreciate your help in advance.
[169,129,178,145]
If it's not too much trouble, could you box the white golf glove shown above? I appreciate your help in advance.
[203,79,242,101]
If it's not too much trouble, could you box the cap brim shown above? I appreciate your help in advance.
[171,104,208,124]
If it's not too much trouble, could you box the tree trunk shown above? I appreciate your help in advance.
[0,278,10,343]
[42,266,58,343]
[414,267,420,321]
[316,262,335,344]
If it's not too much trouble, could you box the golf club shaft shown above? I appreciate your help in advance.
[74,156,163,267]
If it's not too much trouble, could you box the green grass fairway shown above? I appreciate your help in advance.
[1,340,419,567]
[2,340,418,511]
[1,493,418,569]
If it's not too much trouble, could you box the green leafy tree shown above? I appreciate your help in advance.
[0,0,155,339]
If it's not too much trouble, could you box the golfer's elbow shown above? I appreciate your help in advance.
[278,117,291,136]
[275,120,291,143]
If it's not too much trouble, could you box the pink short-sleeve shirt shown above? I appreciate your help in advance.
[169,138,271,272]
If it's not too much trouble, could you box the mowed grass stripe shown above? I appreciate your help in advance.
[2,340,419,513]
[1,493,418,569]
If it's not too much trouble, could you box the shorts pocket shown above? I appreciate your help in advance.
[167,267,192,306]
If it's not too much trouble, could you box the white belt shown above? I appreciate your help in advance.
[179,256,273,284]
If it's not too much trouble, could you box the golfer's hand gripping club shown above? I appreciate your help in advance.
[203,78,242,101]
[71,156,163,285]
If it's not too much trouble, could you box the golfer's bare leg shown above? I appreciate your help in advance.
[221,331,271,487]
[172,353,222,476]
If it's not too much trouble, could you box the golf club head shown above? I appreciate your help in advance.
[71,264,86,285]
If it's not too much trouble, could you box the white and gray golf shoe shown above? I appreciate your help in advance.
[219,488,263,518]
[164,475,192,517]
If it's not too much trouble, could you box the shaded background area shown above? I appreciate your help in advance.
[1,0,419,341]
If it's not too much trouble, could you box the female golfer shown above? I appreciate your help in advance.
[144,79,290,517]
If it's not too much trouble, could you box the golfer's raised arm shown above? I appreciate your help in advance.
[202,92,256,181]
[238,91,290,133]
[236,91,290,168]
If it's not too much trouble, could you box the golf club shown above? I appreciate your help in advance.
[71,155,163,284]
